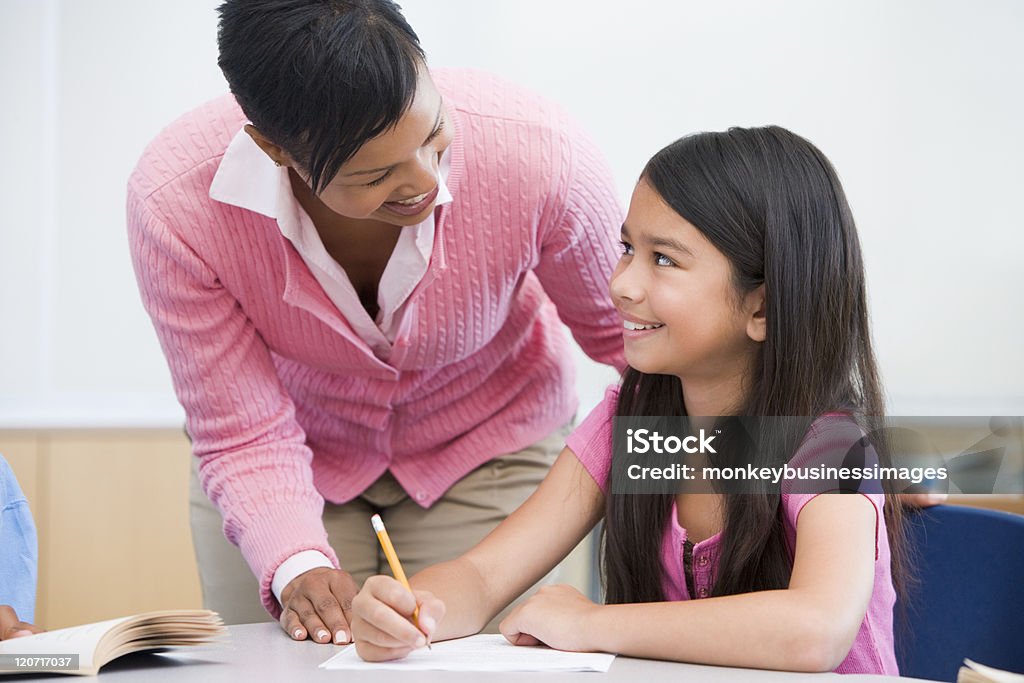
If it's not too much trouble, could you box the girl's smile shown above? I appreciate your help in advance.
[621,315,666,338]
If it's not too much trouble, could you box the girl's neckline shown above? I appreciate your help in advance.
[671,499,723,546]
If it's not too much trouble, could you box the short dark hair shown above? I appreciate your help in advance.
[217,0,426,193]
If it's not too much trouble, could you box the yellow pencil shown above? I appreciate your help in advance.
[370,514,431,649]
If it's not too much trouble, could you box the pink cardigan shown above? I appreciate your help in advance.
[127,68,625,616]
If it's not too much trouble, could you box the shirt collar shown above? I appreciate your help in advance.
[208,127,281,218]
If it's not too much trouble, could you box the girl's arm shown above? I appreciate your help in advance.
[351,447,604,660]
[502,493,879,673]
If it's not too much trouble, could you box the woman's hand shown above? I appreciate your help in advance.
[499,584,601,652]
[279,567,359,645]
[351,575,444,662]
[0,605,44,640]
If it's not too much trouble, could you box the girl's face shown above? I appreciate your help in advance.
[291,69,454,227]
[610,180,765,385]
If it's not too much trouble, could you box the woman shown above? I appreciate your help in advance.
[126,0,624,643]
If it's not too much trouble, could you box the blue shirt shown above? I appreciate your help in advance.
[0,456,37,623]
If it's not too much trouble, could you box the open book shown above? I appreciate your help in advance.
[0,610,226,676]
[958,659,1024,683]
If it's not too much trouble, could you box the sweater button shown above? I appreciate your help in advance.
[698,587,709,598]
[415,491,427,502]
[697,555,709,567]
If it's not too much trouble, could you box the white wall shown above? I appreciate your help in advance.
[1,0,1021,427]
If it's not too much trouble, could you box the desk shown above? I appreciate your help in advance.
[8,623,936,682]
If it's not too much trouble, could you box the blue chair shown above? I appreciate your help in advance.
[895,505,1024,682]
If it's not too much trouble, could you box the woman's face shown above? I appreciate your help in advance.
[294,69,454,227]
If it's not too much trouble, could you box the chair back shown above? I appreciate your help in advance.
[895,505,1024,682]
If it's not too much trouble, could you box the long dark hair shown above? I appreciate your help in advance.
[603,126,909,605]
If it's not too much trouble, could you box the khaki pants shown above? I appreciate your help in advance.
[189,423,572,631]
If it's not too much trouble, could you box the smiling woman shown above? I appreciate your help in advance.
[255,65,454,317]
[246,69,452,229]
[126,0,625,646]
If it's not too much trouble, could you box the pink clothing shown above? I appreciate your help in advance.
[127,68,625,617]
[209,128,454,350]
[566,387,899,675]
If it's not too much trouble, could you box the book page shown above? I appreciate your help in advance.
[960,659,1024,683]
[320,634,615,672]
[0,616,129,670]
[0,610,225,676]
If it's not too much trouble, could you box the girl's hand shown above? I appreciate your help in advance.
[499,584,601,652]
[899,492,947,507]
[351,575,445,662]
[279,567,359,645]
[0,605,44,640]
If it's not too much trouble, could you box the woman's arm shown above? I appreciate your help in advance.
[126,187,352,640]
[532,123,627,372]
[352,447,604,660]
[501,493,879,673]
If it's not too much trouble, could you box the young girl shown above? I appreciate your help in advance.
[349,126,907,674]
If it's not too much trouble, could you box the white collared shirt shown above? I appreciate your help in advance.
[210,127,452,358]
[208,128,453,607]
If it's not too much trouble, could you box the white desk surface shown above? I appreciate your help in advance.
[6,623,937,682]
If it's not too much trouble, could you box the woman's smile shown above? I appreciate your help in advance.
[380,185,439,217]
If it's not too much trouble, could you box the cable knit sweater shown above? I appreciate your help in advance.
[127,68,625,616]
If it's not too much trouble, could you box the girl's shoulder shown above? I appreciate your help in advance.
[782,412,887,554]
[564,386,621,493]
[804,410,861,436]
[573,385,621,439]
[788,411,879,476]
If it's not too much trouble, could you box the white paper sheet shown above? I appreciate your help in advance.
[319,634,615,672]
